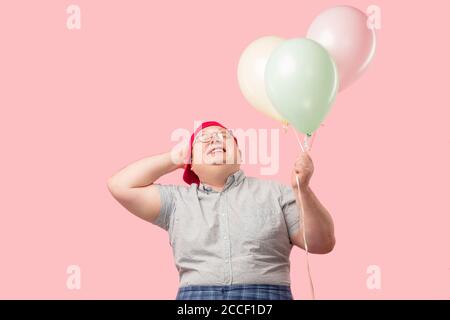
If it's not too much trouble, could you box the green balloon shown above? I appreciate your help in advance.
[265,38,339,135]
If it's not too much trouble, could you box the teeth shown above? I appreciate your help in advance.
[210,148,225,154]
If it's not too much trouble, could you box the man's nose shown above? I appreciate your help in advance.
[210,133,224,143]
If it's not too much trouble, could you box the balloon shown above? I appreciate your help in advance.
[307,5,376,91]
[237,36,288,124]
[265,38,338,135]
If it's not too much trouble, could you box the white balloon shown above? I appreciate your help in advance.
[237,36,288,124]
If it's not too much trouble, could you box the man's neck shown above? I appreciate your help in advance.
[199,166,240,192]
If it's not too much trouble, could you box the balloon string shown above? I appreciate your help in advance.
[294,129,305,152]
[292,127,316,300]
[282,122,289,134]
[310,130,317,148]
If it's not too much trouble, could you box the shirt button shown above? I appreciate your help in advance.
[223,235,227,240]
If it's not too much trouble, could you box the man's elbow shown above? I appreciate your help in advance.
[323,236,336,254]
[107,176,127,196]
[107,177,118,192]
[310,236,336,254]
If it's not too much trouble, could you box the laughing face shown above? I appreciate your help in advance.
[191,126,241,167]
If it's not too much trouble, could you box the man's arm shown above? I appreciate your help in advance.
[290,152,336,254]
[106,142,188,223]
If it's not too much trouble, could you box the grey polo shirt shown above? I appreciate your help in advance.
[152,169,301,288]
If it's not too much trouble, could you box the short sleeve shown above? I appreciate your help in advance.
[152,184,177,231]
[279,183,301,238]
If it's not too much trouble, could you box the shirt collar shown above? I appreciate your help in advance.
[198,169,245,193]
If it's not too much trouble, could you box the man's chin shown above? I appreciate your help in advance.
[207,162,227,166]
[192,163,240,180]
[205,157,228,165]
[203,162,237,167]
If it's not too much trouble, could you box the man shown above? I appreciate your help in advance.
[107,121,335,300]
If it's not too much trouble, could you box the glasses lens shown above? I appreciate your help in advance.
[195,129,232,143]
[198,134,209,142]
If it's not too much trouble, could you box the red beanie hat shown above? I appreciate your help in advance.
[183,121,238,185]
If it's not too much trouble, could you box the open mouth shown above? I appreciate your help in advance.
[207,146,226,155]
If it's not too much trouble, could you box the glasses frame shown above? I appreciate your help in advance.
[193,129,234,144]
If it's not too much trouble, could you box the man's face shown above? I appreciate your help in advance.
[191,126,240,166]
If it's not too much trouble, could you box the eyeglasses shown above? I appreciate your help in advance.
[193,129,234,144]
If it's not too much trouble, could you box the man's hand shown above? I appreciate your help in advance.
[170,141,191,169]
[291,151,314,191]
[288,151,335,254]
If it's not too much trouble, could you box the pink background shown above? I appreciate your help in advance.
[0,1,449,299]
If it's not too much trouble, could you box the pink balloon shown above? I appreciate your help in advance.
[307,6,376,91]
